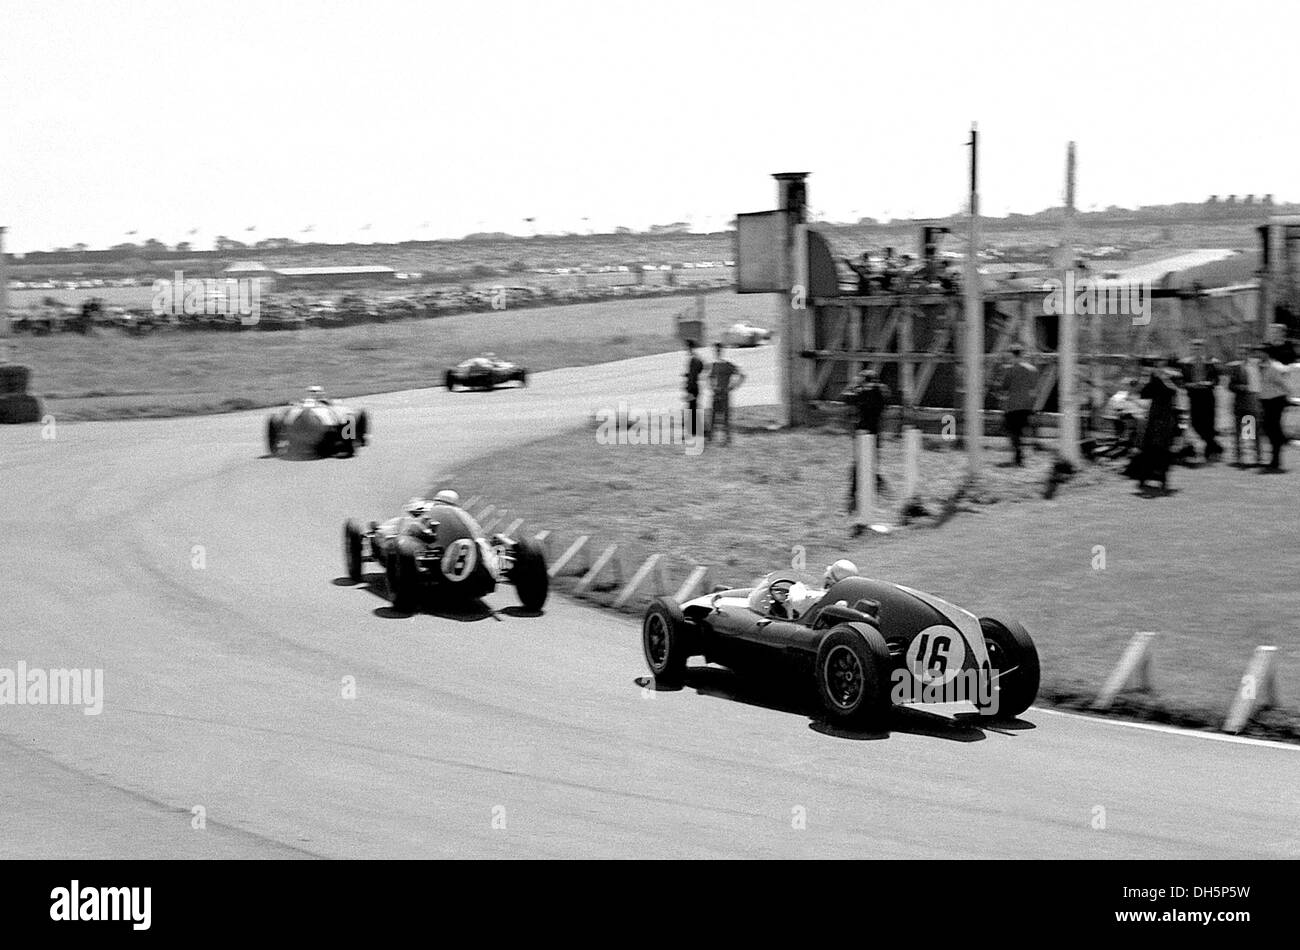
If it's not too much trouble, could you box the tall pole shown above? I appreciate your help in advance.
[774,172,809,427]
[1059,142,1082,466]
[0,227,10,359]
[963,124,983,476]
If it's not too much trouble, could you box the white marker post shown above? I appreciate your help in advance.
[855,432,875,524]
[613,553,663,609]
[575,544,621,595]
[902,426,921,504]
[1223,645,1278,735]
[673,565,710,603]
[1093,631,1158,709]
[548,535,590,578]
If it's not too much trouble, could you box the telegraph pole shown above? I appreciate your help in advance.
[0,227,10,360]
[963,124,984,476]
[1058,142,1082,466]
[774,172,809,427]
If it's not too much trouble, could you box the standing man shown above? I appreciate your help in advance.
[707,342,745,445]
[1131,358,1180,493]
[1178,338,1223,460]
[682,339,706,439]
[840,368,891,511]
[1264,322,1298,366]
[998,343,1039,467]
[1226,342,1264,466]
[844,252,876,295]
[1258,345,1292,472]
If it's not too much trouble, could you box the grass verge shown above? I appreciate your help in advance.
[437,406,1300,742]
[8,291,750,421]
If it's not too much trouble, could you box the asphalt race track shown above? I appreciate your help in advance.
[2,345,1297,859]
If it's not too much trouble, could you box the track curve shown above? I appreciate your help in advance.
[1,346,1296,858]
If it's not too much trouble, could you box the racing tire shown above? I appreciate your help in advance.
[266,417,281,456]
[316,430,338,458]
[445,371,456,391]
[642,598,691,688]
[815,623,892,729]
[343,519,365,583]
[508,538,549,611]
[517,369,528,387]
[389,538,422,613]
[0,364,31,395]
[976,616,1040,719]
[355,410,369,447]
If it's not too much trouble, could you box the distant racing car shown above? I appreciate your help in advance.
[266,387,369,458]
[641,570,1039,729]
[444,354,528,391]
[719,321,772,347]
[342,492,549,613]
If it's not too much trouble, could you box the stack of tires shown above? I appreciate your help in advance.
[0,363,43,424]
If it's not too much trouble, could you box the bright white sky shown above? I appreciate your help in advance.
[1,0,1297,252]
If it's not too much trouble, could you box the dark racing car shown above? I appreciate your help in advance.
[342,492,548,613]
[641,570,1039,729]
[444,354,528,391]
[267,387,369,458]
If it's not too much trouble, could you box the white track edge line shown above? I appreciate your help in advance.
[1033,706,1300,752]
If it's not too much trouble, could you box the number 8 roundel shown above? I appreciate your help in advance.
[441,538,477,582]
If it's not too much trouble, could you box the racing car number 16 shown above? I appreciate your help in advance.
[907,626,967,685]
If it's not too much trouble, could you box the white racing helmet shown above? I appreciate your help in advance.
[405,496,428,516]
[433,489,460,506]
[823,559,859,586]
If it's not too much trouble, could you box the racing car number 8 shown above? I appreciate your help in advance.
[442,538,477,582]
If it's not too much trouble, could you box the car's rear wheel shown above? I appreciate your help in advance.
[642,598,691,688]
[508,538,548,611]
[517,369,528,387]
[815,624,892,729]
[343,520,365,583]
[389,538,422,613]
[976,616,1040,719]
[336,427,356,458]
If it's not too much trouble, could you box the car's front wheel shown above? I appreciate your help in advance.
[815,624,892,729]
[508,538,548,611]
[343,520,365,583]
[266,418,281,456]
[976,616,1040,719]
[389,538,422,613]
[642,598,691,688]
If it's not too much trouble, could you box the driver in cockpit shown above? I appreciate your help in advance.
[767,578,795,618]
[749,561,861,621]
[785,559,860,618]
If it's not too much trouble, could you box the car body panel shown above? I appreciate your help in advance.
[720,321,772,347]
[268,397,365,456]
[680,574,994,700]
[447,356,526,389]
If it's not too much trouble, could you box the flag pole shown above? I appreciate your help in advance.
[1059,142,1082,467]
[963,123,984,477]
